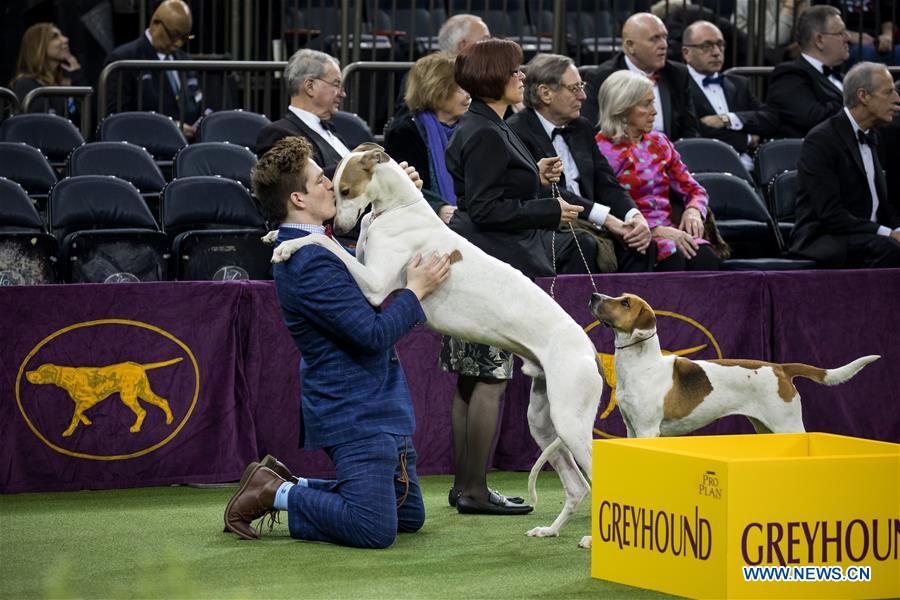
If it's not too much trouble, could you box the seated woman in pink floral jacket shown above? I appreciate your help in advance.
[595,70,722,271]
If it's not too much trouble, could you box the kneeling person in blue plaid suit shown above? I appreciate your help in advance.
[224,136,451,548]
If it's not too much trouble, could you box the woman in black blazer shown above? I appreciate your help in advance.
[440,39,583,516]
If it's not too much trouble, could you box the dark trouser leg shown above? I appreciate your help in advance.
[555,230,600,274]
[615,239,658,273]
[849,235,900,268]
[395,440,425,533]
[686,245,721,271]
[654,250,687,272]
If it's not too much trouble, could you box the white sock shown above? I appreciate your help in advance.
[274,481,294,510]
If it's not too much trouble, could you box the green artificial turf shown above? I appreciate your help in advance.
[0,472,673,599]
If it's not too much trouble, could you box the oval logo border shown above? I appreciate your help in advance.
[15,318,200,461]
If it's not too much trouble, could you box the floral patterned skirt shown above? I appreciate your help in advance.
[438,335,513,380]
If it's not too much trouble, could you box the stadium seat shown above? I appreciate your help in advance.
[769,169,799,246]
[198,109,271,153]
[161,176,271,280]
[48,175,169,283]
[674,138,756,188]
[0,142,57,209]
[98,112,187,165]
[754,138,803,191]
[173,142,257,189]
[0,177,57,284]
[67,142,166,216]
[331,111,375,149]
[0,113,84,166]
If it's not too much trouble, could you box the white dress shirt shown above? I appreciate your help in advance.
[288,105,351,158]
[624,56,665,133]
[802,53,843,91]
[843,107,892,236]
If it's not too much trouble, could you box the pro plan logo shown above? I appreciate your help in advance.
[699,470,723,500]
[586,309,723,438]
[15,319,200,460]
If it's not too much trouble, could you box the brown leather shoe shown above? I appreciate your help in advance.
[224,464,285,540]
[260,454,299,484]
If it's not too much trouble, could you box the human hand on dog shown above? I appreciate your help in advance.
[538,156,563,185]
[406,252,451,300]
[557,199,583,226]
[653,226,699,258]
[678,207,704,239]
[398,161,424,190]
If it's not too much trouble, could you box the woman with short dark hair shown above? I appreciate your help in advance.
[441,39,585,516]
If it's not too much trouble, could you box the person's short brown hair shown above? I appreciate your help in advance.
[251,136,313,226]
[455,39,523,101]
[406,52,458,113]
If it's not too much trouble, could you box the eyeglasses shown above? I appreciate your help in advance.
[820,29,849,38]
[312,77,345,91]
[684,40,725,53]
[155,19,194,44]
[558,81,587,94]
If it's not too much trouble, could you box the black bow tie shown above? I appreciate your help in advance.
[702,74,725,86]
[551,126,572,141]
[320,119,337,134]
[857,129,877,146]
[823,65,843,81]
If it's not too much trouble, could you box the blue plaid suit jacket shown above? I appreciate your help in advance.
[273,227,426,449]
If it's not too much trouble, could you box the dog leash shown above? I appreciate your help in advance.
[549,181,599,300]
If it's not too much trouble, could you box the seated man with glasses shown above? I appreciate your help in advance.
[581,12,700,142]
[681,21,780,170]
[508,53,656,274]
[766,5,850,138]
[103,0,203,138]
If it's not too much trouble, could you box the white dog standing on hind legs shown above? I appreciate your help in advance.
[267,144,602,548]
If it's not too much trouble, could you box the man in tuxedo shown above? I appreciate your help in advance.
[766,5,850,138]
[508,53,656,273]
[256,49,350,176]
[681,20,780,170]
[791,62,900,268]
[103,0,202,138]
[581,12,700,141]
[225,135,452,547]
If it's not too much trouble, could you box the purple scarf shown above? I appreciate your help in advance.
[416,111,458,205]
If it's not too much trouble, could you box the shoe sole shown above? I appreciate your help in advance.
[223,463,262,539]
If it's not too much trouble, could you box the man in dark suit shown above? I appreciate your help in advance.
[508,53,656,273]
[681,20,780,169]
[256,48,350,177]
[791,62,900,268]
[766,5,850,138]
[581,12,700,141]
[103,0,202,138]
[225,136,452,546]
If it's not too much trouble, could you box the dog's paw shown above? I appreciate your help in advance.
[260,230,279,245]
[271,241,298,264]
[526,526,559,538]
[578,535,592,549]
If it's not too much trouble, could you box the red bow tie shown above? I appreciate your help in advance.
[646,72,660,83]
[324,224,334,238]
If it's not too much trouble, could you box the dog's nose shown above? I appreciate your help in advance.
[591,293,609,302]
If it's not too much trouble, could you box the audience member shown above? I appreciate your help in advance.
[596,71,725,272]
[443,39,584,516]
[437,14,491,54]
[823,0,900,66]
[384,52,470,224]
[256,49,349,171]
[103,0,201,138]
[682,20,780,170]
[581,13,700,141]
[508,53,656,273]
[11,23,86,120]
[224,135,451,547]
[766,5,849,137]
[735,0,810,61]
[790,62,900,268]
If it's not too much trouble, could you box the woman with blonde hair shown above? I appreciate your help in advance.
[595,70,723,271]
[384,52,471,224]
[11,23,85,118]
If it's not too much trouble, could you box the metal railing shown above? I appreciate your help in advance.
[21,86,93,137]
[342,61,413,138]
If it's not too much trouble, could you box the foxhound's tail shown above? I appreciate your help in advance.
[142,358,184,370]
[527,437,564,506]
[783,355,880,385]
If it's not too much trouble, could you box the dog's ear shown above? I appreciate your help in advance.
[353,142,385,153]
[633,304,657,331]
[359,148,391,171]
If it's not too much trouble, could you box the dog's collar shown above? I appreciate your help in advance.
[372,198,421,220]
[615,331,657,350]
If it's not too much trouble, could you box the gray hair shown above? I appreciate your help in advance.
[284,49,340,97]
[523,53,575,109]
[438,14,486,53]
[597,70,653,142]
[844,62,890,108]
[796,5,840,50]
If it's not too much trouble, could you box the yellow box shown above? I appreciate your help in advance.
[591,433,899,599]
